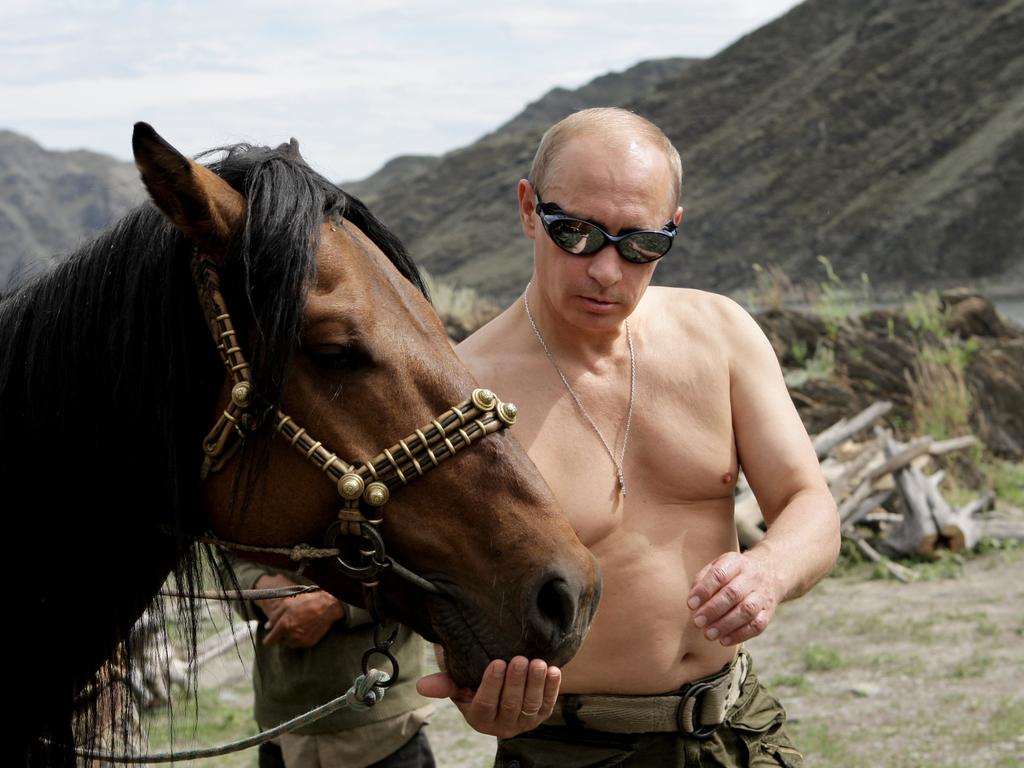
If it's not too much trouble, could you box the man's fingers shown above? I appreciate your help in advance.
[517,659,548,718]
[687,553,741,609]
[693,576,753,631]
[702,592,764,640]
[718,609,772,646]
[538,666,561,717]
[263,599,288,624]
[466,659,508,723]
[416,672,461,700]
[496,657,530,720]
[262,618,285,646]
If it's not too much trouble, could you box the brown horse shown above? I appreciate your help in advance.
[4,124,600,765]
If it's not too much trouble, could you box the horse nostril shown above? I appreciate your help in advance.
[532,576,578,645]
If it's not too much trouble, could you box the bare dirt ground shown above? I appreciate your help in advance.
[145,547,1024,767]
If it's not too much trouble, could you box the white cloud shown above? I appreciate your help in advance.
[1,0,801,180]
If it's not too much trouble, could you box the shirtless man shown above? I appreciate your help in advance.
[418,108,839,765]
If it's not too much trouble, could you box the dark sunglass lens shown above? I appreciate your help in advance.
[548,219,605,255]
[619,232,671,263]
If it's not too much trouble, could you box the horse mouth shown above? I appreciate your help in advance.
[427,589,500,688]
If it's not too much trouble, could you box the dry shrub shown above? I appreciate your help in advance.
[751,262,794,312]
[905,342,972,441]
[422,271,500,340]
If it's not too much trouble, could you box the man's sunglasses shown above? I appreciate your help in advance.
[534,192,677,264]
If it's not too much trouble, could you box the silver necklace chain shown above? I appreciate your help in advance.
[524,283,635,496]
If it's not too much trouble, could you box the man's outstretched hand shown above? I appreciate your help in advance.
[687,550,782,646]
[417,652,561,738]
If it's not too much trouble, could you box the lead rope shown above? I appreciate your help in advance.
[73,669,392,763]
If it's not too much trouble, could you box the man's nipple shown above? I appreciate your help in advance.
[721,472,733,484]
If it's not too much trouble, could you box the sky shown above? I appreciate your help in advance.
[1,0,802,182]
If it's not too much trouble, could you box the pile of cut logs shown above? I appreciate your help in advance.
[736,401,1024,582]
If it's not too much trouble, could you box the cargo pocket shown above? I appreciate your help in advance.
[495,727,637,768]
[719,675,803,767]
[758,742,803,767]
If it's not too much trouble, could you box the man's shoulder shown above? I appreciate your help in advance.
[642,286,752,330]
[456,303,529,382]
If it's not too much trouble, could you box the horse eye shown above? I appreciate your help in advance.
[302,343,370,373]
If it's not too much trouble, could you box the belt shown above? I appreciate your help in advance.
[545,650,750,739]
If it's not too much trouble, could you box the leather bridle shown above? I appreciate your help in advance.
[191,251,518,625]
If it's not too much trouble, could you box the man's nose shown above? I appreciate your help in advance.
[586,244,622,288]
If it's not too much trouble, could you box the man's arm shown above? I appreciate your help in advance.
[687,299,840,646]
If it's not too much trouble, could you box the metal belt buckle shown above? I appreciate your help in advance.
[676,681,718,740]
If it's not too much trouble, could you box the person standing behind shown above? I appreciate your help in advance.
[419,107,839,766]
[225,554,435,768]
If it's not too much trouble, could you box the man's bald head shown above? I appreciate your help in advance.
[528,108,682,219]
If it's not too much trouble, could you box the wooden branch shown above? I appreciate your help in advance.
[844,531,914,582]
[838,478,875,524]
[929,435,979,455]
[879,436,939,558]
[977,519,1024,540]
[914,466,962,554]
[864,510,903,524]
[960,491,996,518]
[867,436,933,483]
[829,442,884,500]
[813,401,893,459]
[192,620,258,672]
[841,489,894,530]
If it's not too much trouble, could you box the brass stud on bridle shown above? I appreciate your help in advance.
[497,401,518,426]
[338,473,365,500]
[472,388,496,410]
[364,481,390,508]
[231,381,253,408]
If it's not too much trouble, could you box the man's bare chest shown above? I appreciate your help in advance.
[509,360,738,546]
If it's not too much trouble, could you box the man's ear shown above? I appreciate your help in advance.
[674,206,684,226]
[517,179,538,241]
[132,122,246,257]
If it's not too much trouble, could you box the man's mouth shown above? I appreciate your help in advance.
[579,295,618,311]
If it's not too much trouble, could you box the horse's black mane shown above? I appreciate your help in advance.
[2,140,424,765]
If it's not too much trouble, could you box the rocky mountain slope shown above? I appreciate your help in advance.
[350,0,1024,303]
[0,130,143,285]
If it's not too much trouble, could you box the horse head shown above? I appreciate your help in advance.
[132,123,601,687]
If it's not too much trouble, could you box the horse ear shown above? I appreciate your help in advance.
[279,138,302,160]
[132,122,246,256]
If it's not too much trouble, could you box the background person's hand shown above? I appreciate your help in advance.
[254,574,345,649]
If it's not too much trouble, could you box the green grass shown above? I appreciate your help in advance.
[990,697,1024,743]
[801,644,844,672]
[904,290,949,339]
[986,458,1024,506]
[770,672,808,690]
[906,617,937,643]
[905,551,966,581]
[949,655,995,679]
[143,685,258,768]
[864,651,925,676]
[789,720,869,767]
[809,257,872,339]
